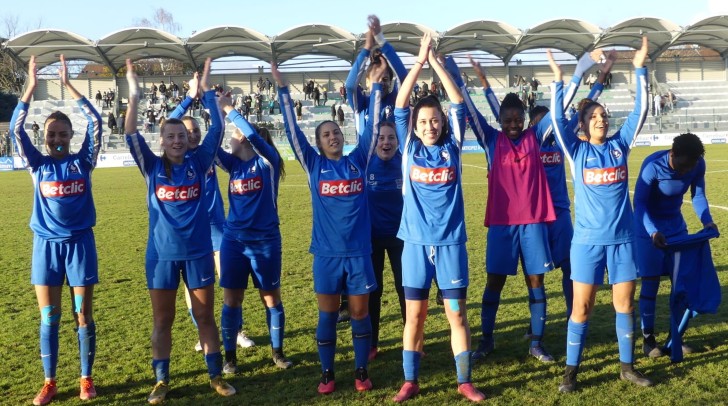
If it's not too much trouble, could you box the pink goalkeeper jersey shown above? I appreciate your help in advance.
[485,129,556,226]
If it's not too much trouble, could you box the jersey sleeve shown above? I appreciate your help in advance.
[126,131,158,178]
[449,102,466,151]
[380,41,407,88]
[279,85,318,177]
[394,106,412,154]
[346,48,370,114]
[215,147,236,173]
[349,82,381,166]
[690,158,714,226]
[9,101,42,169]
[76,97,103,170]
[633,159,659,236]
[195,90,224,170]
[613,67,648,151]
[550,80,579,168]
[587,82,604,102]
[442,56,497,152]
[228,108,281,172]
[168,96,194,119]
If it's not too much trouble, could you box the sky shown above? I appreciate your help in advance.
[3,0,728,40]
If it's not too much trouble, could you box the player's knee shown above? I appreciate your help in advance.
[41,305,61,326]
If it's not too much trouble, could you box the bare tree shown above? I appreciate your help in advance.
[132,8,190,77]
[0,14,44,94]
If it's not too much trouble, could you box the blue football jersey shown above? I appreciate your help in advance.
[279,83,381,256]
[633,150,712,238]
[217,109,281,240]
[550,68,649,245]
[11,98,102,241]
[395,102,467,245]
[127,89,223,260]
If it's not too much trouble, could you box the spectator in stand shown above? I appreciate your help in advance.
[151,84,158,103]
[654,93,662,117]
[331,103,336,121]
[339,85,347,104]
[295,100,303,121]
[201,109,211,131]
[313,86,321,107]
[108,112,117,135]
[258,77,265,94]
[95,91,102,107]
[118,112,125,135]
[31,121,41,146]
[170,81,179,98]
[265,78,273,95]
[337,105,345,127]
[159,82,167,102]
[322,86,328,106]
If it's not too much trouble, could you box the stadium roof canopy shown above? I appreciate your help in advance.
[3,15,728,72]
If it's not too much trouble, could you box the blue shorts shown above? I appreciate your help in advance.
[211,222,224,252]
[402,243,468,293]
[31,231,98,287]
[219,236,282,291]
[635,236,671,278]
[548,209,573,267]
[570,242,637,285]
[146,254,215,290]
[486,223,553,276]
[313,255,376,295]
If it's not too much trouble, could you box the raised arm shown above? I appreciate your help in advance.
[548,50,579,164]
[615,36,649,150]
[346,27,373,113]
[461,55,500,150]
[11,55,41,167]
[271,61,318,175]
[371,15,407,85]
[195,58,225,170]
[428,49,462,105]
[124,59,157,175]
[168,73,198,119]
[58,55,83,100]
[354,55,386,165]
[395,33,431,109]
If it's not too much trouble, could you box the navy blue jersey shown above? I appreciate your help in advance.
[280,83,381,257]
[633,150,712,238]
[168,95,226,227]
[11,98,102,241]
[551,68,649,245]
[395,103,467,245]
[665,228,720,314]
[127,89,223,260]
[366,153,403,239]
[217,109,281,240]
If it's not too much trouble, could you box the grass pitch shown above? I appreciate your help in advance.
[0,145,727,405]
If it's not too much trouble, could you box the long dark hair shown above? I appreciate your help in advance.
[412,95,449,146]
[255,126,286,181]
